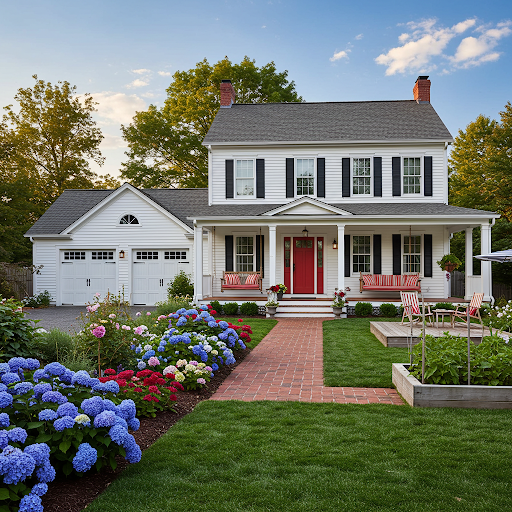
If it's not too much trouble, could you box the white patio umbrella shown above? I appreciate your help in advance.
[475,249,512,262]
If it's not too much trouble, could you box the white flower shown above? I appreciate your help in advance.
[211,350,218,356]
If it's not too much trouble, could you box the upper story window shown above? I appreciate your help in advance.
[352,158,371,195]
[296,158,315,196]
[120,214,139,225]
[403,235,421,272]
[403,158,421,194]
[235,159,255,197]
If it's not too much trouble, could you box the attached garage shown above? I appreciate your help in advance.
[132,249,191,305]
[60,250,117,305]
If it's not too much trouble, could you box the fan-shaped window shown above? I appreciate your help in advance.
[120,214,139,225]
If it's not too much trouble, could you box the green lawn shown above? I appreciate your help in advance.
[86,401,512,512]
[323,318,409,388]
[223,317,277,348]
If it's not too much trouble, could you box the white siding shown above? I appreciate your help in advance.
[209,143,447,205]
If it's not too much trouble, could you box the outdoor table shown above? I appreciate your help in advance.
[433,309,455,328]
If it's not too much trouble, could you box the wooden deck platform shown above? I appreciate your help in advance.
[370,321,490,348]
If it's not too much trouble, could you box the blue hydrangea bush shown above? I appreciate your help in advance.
[129,306,248,390]
[0,356,142,510]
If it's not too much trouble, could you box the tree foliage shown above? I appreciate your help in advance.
[121,56,303,189]
[0,76,118,262]
[449,102,512,284]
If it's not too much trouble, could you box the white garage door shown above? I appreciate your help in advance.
[60,250,117,305]
[132,250,191,305]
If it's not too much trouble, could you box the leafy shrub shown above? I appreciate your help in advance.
[240,302,259,316]
[354,302,373,316]
[154,296,192,316]
[433,302,455,310]
[223,302,239,315]
[0,297,38,360]
[209,300,223,315]
[167,271,194,297]
[489,300,512,333]
[379,303,397,317]
[23,290,52,308]
[408,333,512,385]
[33,328,75,363]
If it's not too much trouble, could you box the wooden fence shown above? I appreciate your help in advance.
[0,263,35,299]
[451,270,512,301]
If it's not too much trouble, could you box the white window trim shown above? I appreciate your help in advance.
[402,234,423,275]
[118,213,142,227]
[402,156,423,196]
[233,231,257,272]
[235,158,256,199]
[351,157,373,197]
[351,234,373,276]
[294,157,316,198]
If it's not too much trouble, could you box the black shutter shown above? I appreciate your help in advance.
[344,234,351,277]
[256,235,264,277]
[392,234,401,275]
[373,235,382,274]
[225,236,234,271]
[424,234,433,277]
[424,156,433,197]
[225,160,234,199]
[374,157,382,197]
[392,157,401,196]
[256,159,265,198]
[342,158,350,197]
[286,158,294,198]
[317,158,325,198]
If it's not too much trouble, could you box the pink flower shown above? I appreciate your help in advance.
[95,292,101,297]
[92,326,106,338]
[146,312,151,316]
[133,326,144,335]
[136,312,141,317]
[157,315,167,321]
[197,378,206,385]
[116,323,120,330]
[189,361,198,366]
[148,356,160,367]
[121,325,131,330]
[109,314,116,319]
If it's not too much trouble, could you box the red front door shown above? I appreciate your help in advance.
[293,237,314,293]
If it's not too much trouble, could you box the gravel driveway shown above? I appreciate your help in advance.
[25,306,157,333]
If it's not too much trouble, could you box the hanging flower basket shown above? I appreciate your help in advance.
[436,254,462,273]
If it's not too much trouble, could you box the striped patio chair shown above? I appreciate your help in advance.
[452,292,484,331]
[400,291,433,326]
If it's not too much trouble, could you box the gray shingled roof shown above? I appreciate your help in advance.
[202,101,453,144]
[26,187,496,236]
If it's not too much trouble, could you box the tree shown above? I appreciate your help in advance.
[121,56,303,188]
[449,102,512,284]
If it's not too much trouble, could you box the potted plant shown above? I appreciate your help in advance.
[436,254,462,273]
[265,299,279,318]
[332,290,347,319]
[268,284,287,300]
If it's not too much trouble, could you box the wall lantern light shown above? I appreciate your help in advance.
[302,227,309,237]
[332,239,338,250]
[119,250,125,259]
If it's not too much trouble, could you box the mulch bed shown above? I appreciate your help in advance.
[41,348,250,512]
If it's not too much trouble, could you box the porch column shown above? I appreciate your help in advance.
[194,224,203,301]
[268,225,277,288]
[465,227,473,300]
[480,222,492,301]
[337,224,345,292]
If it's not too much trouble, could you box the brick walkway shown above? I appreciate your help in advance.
[211,317,404,404]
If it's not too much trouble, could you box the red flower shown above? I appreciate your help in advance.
[104,369,116,375]
[242,325,252,333]
[118,370,134,380]
[134,387,143,392]
[168,394,177,401]
[148,386,161,394]
[167,386,178,392]
[99,377,110,383]
[136,369,152,378]
[155,378,166,385]
[128,382,135,388]
[117,379,127,387]
[191,314,197,319]
[238,318,243,322]
[165,373,175,380]
[172,381,184,391]
[210,310,217,315]
[152,372,163,378]
[207,304,212,309]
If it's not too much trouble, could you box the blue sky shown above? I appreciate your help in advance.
[1,0,511,178]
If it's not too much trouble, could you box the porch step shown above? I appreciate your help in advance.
[272,301,334,318]
[273,312,335,318]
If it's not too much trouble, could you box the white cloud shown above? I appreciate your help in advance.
[330,50,350,62]
[91,92,147,126]
[157,71,171,76]
[262,25,266,29]
[141,91,157,98]
[132,68,150,75]
[100,134,127,150]
[355,33,363,40]
[126,78,149,88]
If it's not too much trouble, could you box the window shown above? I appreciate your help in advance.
[136,251,158,260]
[236,236,254,271]
[235,160,255,197]
[92,251,114,260]
[120,214,139,225]
[353,236,371,273]
[352,158,371,195]
[165,251,187,260]
[296,158,314,196]
[403,158,421,194]
[403,235,421,273]
[64,251,85,260]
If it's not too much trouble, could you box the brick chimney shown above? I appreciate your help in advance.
[413,76,430,103]
[220,79,236,108]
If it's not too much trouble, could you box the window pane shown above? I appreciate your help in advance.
[403,235,421,273]
[235,160,254,196]
[296,159,314,195]
[236,236,254,271]
[353,158,371,195]
[352,236,371,273]
[403,158,421,194]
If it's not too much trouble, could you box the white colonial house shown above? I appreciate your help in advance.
[26,77,498,315]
